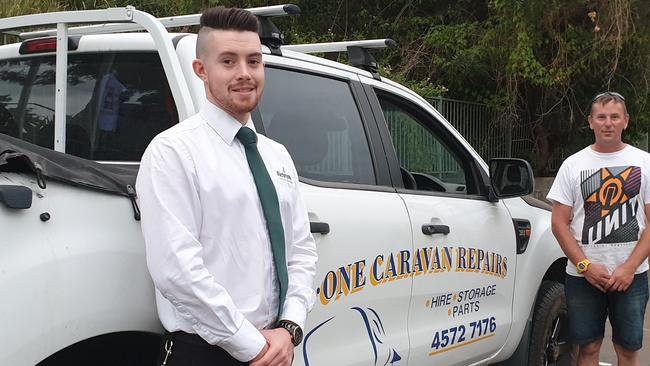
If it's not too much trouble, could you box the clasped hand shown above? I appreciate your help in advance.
[584,262,634,292]
[249,328,294,366]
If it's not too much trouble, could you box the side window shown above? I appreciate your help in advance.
[0,58,56,146]
[257,67,375,185]
[0,53,178,161]
[377,93,476,195]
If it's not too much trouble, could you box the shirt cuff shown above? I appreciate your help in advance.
[213,319,266,362]
[280,296,309,329]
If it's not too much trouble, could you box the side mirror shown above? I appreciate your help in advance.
[489,158,534,199]
[0,185,32,209]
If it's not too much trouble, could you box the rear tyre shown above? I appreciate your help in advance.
[37,332,161,366]
[528,280,576,366]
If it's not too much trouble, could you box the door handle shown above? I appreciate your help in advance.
[422,224,449,235]
[310,221,330,235]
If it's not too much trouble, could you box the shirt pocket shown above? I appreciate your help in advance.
[274,177,293,205]
[267,161,295,202]
[269,171,293,232]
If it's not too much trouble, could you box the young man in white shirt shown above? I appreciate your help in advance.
[136,6,317,366]
[547,92,650,366]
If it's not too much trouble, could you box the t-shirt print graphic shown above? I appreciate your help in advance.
[580,166,641,245]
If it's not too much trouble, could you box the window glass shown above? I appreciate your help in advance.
[378,95,471,194]
[257,67,375,185]
[0,53,178,161]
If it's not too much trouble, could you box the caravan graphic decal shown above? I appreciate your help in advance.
[303,307,402,366]
[580,166,641,244]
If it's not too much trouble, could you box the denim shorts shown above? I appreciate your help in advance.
[565,271,649,350]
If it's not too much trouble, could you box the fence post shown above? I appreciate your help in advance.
[507,119,513,157]
[434,95,443,112]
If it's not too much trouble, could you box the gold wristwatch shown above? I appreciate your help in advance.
[576,259,591,274]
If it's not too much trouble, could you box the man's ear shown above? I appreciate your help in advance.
[192,59,207,81]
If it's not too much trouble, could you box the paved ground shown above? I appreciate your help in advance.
[598,276,650,365]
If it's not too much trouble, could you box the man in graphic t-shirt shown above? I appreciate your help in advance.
[547,92,650,366]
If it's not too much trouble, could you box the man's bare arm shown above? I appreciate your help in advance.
[551,202,611,291]
[606,203,650,291]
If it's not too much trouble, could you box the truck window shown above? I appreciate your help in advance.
[0,52,178,161]
[377,92,478,195]
[257,67,376,185]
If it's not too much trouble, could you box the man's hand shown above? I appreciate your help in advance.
[250,341,270,363]
[249,328,294,366]
[605,263,635,292]
[583,262,611,292]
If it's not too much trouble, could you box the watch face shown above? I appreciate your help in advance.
[293,326,303,346]
[578,261,588,272]
[280,321,303,346]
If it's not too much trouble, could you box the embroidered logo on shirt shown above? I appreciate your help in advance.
[276,167,293,185]
[580,166,641,244]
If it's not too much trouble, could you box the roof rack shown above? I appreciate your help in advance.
[12,4,300,55]
[283,39,397,80]
[0,4,298,153]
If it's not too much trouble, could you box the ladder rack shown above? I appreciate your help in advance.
[13,4,300,40]
[282,39,397,54]
[283,39,397,80]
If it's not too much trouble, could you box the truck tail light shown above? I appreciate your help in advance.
[19,36,80,54]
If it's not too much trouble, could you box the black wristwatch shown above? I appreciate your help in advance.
[278,320,303,347]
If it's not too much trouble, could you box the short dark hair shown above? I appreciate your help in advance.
[199,6,259,33]
[196,7,260,58]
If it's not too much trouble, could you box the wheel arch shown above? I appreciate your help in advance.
[543,257,568,284]
[37,331,162,366]
[494,258,569,366]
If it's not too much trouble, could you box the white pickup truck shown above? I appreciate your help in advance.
[0,5,573,366]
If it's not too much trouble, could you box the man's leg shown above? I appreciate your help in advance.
[159,332,247,366]
[609,272,649,366]
[565,274,608,366]
[577,339,602,366]
[613,343,640,366]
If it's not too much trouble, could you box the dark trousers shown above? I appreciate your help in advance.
[158,332,247,366]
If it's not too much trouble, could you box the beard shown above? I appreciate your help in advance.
[225,94,259,115]
[209,90,261,120]
[208,80,264,120]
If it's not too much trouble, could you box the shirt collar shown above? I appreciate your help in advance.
[200,100,257,145]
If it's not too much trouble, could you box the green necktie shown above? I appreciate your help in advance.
[236,127,288,317]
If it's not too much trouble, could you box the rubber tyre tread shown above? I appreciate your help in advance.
[37,332,160,366]
[528,280,577,366]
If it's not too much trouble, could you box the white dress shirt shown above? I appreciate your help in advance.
[136,101,318,362]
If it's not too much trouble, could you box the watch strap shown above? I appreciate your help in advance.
[278,320,302,347]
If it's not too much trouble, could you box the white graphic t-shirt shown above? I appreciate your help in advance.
[547,145,650,276]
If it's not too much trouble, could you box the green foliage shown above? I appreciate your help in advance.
[4,0,650,175]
